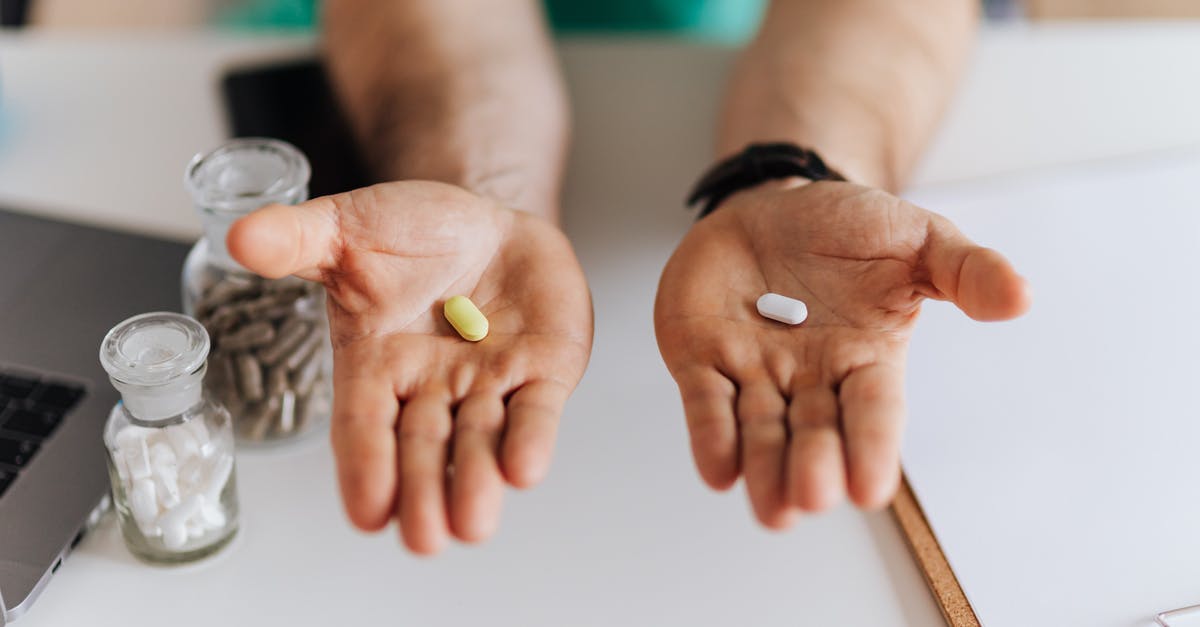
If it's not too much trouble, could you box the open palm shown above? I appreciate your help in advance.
[227,181,592,554]
[655,180,1029,528]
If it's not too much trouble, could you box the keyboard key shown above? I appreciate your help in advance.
[0,438,38,467]
[33,383,85,411]
[3,408,62,439]
[0,375,38,400]
[0,470,13,497]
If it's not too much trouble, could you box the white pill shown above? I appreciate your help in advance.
[112,451,130,483]
[161,521,187,549]
[154,469,181,509]
[184,418,210,446]
[129,478,158,528]
[120,435,153,481]
[149,441,177,469]
[140,523,163,538]
[756,293,808,325]
[201,455,234,503]
[184,418,216,458]
[159,494,203,550]
[186,519,205,539]
[124,448,152,481]
[199,502,227,530]
[164,425,200,460]
[177,457,205,492]
[114,424,154,449]
[159,494,202,526]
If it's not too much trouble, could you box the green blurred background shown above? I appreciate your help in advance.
[218,0,766,42]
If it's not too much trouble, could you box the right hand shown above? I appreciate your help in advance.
[227,181,593,555]
[654,180,1029,527]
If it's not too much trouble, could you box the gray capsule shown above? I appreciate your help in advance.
[234,353,264,402]
[219,321,276,352]
[264,276,307,293]
[283,328,323,371]
[261,303,297,321]
[197,277,261,318]
[280,288,313,305]
[206,355,227,390]
[223,395,246,421]
[235,294,283,318]
[277,390,296,434]
[294,387,331,433]
[291,351,324,397]
[205,353,240,407]
[240,397,279,441]
[257,318,311,366]
[292,398,309,433]
[264,366,289,398]
[202,305,242,335]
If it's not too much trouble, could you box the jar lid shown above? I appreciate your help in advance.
[184,138,311,213]
[99,313,210,386]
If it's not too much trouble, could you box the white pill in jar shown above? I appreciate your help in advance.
[201,455,234,503]
[756,293,808,325]
[129,478,158,528]
[200,502,227,529]
[159,494,204,550]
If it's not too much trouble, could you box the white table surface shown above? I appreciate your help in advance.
[1,22,1199,627]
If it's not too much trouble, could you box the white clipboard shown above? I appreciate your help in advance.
[898,148,1200,627]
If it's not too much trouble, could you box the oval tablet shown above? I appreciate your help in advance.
[756,293,808,325]
[444,295,489,342]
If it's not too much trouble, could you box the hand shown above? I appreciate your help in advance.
[227,181,593,554]
[654,180,1029,528]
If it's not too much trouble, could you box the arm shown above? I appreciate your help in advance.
[655,0,1028,528]
[228,1,593,555]
[720,0,977,190]
[323,0,568,219]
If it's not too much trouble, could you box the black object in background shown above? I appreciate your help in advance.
[1,0,31,26]
[222,58,371,199]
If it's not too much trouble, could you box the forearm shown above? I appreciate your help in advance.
[323,0,568,220]
[719,0,977,191]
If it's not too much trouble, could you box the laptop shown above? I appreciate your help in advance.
[0,207,188,623]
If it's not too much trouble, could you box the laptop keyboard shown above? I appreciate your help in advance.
[0,370,86,497]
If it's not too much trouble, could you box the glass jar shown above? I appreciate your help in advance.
[181,138,332,444]
[99,312,239,564]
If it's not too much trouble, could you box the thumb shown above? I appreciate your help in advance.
[923,214,1032,321]
[226,196,341,282]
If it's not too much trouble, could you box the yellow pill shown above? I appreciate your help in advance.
[443,295,489,342]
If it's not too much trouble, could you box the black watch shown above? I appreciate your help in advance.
[686,142,848,220]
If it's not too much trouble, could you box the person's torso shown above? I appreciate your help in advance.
[219,0,766,42]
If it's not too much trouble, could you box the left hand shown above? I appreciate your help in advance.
[227,181,593,554]
[654,179,1030,528]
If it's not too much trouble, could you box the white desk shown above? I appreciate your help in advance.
[2,24,1199,626]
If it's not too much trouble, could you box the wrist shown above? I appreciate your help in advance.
[687,143,845,220]
[702,177,814,222]
[362,83,566,223]
[718,46,899,191]
[744,176,813,194]
[367,113,563,223]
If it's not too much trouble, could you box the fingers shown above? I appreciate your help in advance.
[785,386,845,512]
[400,379,568,550]
[449,394,507,543]
[737,379,794,530]
[676,368,739,490]
[329,362,401,532]
[924,214,1032,321]
[226,196,341,281]
[501,380,569,489]
[395,391,454,555]
[839,362,906,510]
